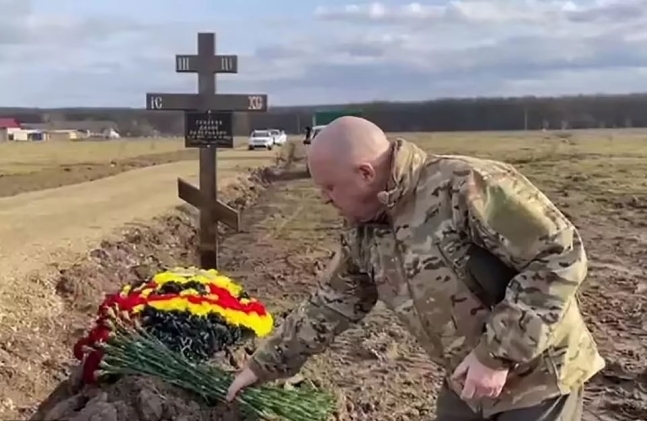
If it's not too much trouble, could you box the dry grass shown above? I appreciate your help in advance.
[3,130,645,203]
[0,136,274,197]
[398,129,647,216]
[0,136,251,175]
[0,137,182,174]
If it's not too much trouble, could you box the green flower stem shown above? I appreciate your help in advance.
[97,326,334,421]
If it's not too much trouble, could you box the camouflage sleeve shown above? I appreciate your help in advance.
[454,163,587,369]
[248,231,378,382]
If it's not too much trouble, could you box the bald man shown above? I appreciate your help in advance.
[227,117,604,421]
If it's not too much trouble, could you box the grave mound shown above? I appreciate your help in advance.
[33,374,247,421]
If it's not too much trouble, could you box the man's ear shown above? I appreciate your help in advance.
[356,163,376,182]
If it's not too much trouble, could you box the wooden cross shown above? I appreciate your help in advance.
[145,32,268,269]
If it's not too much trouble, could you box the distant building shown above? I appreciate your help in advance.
[0,118,20,129]
[0,118,22,141]
[47,130,84,141]
[12,129,47,142]
[22,120,120,140]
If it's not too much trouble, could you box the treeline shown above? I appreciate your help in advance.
[2,93,647,137]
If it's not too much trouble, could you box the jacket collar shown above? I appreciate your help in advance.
[375,138,429,219]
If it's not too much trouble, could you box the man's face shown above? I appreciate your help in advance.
[310,160,383,224]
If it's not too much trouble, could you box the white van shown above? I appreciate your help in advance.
[248,130,274,150]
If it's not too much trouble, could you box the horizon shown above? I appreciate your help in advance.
[2,0,647,108]
[2,91,647,112]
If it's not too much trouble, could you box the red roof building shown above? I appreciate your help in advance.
[0,118,21,129]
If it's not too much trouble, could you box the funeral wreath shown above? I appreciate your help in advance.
[73,267,335,421]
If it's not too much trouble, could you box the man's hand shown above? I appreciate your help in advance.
[451,351,509,401]
[226,366,258,402]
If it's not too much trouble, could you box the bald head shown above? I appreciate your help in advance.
[306,116,393,223]
[308,116,391,169]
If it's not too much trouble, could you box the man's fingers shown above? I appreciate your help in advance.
[451,360,468,380]
[473,384,495,400]
[226,377,252,402]
[226,368,258,402]
[491,384,504,399]
[460,378,476,400]
[473,383,505,400]
[226,379,243,402]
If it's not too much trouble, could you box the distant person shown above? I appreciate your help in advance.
[304,126,312,142]
[226,116,603,421]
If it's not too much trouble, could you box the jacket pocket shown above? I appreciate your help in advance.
[433,240,491,344]
[464,244,518,309]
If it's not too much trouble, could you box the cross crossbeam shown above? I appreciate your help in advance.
[176,54,238,74]
[146,93,267,112]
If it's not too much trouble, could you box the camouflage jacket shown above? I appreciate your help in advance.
[249,138,605,416]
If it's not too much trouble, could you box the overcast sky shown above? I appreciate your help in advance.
[1,0,646,108]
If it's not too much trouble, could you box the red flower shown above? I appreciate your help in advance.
[73,275,272,385]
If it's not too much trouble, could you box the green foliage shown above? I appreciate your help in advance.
[98,324,335,421]
[140,307,251,362]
